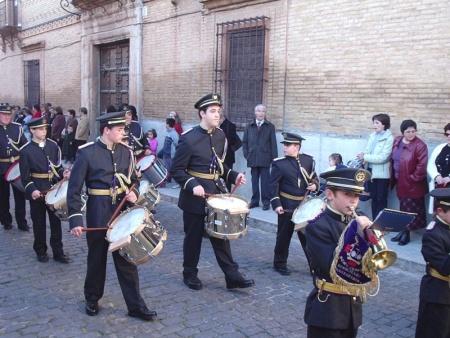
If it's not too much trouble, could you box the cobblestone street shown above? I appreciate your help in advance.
[0,195,421,337]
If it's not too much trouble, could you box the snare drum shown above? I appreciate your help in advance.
[205,194,249,240]
[5,161,24,192]
[45,180,88,220]
[107,206,167,265]
[292,196,325,231]
[136,179,160,210]
[136,155,168,188]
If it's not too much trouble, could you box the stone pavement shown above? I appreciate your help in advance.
[0,184,424,337]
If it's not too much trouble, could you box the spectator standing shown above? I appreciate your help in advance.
[147,129,158,155]
[427,123,450,213]
[31,104,41,118]
[242,104,278,210]
[51,106,66,150]
[162,118,179,188]
[169,111,183,136]
[22,108,33,141]
[357,113,394,219]
[219,110,242,192]
[74,107,90,157]
[390,119,428,245]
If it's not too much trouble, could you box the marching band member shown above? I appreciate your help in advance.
[19,117,70,263]
[122,105,151,159]
[67,111,156,321]
[304,168,376,338]
[269,132,317,275]
[0,104,28,231]
[170,93,253,291]
[415,188,450,337]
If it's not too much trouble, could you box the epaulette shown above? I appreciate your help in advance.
[19,141,31,150]
[273,156,286,161]
[11,121,21,127]
[301,152,313,158]
[181,127,193,135]
[47,138,58,145]
[426,221,436,230]
[79,141,94,149]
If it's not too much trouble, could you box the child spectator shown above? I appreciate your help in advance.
[147,129,158,155]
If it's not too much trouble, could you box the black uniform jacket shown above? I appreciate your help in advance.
[171,125,239,215]
[304,207,363,329]
[125,121,149,157]
[270,153,316,211]
[219,117,241,167]
[0,122,28,175]
[67,138,140,229]
[19,139,65,200]
[419,217,450,305]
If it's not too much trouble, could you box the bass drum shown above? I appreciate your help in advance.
[292,196,326,231]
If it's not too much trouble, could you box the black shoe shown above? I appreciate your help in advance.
[128,306,157,321]
[274,267,292,276]
[391,231,403,242]
[249,203,259,209]
[54,254,69,264]
[262,205,270,211]
[18,225,29,231]
[226,274,255,289]
[3,223,12,230]
[85,300,99,316]
[398,231,410,246]
[183,276,202,290]
[37,254,49,263]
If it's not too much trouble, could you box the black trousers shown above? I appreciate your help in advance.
[273,212,307,268]
[0,176,27,228]
[416,300,450,338]
[250,166,270,206]
[84,229,146,311]
[307,325,358,338]
[29,199,63,257]
[182,211,239,279]
[370,178,390,219]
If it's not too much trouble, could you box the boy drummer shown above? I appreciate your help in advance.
[304,168,374,338]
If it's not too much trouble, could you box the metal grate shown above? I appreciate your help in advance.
[214,16,269,129]
[99,40,129,111]
[24,60,40,107]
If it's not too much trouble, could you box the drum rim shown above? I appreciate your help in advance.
[5,162,20,181]
[107,206,149,242]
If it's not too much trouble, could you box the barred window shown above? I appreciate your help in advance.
[24,60,40,107]
[214,16,269,129]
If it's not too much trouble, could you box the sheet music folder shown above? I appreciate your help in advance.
[371,208,416,232]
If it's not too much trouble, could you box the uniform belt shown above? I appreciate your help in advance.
[31,173,54,179]
[187,169,219,180]
[428,267,450,282]
[88,187,126,196]
[0,156,19,163]
[316,279,350,295]
[280,191,304,201]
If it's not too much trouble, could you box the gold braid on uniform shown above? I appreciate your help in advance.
[212,143,226,176]
[49,158,62,179]
[329,224,379,301]
[114,150,135,190]
[8,137,21,152]
[131,135,143,147]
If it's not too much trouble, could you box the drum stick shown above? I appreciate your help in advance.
[229,171,246,196]
[67,227,110,232]
[106,183,136,227]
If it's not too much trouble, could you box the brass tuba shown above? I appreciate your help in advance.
[350,207,397,271]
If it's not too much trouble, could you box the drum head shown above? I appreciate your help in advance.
[136,155,156,171]
[292,197,325,230]
[207,195,249,214]
[5,162,20,181]
[46,181,68,205]
[108,206,148,242]
[138,180,150,195]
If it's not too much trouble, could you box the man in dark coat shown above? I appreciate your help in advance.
[67,111,157,321]
[0,105,28,230]
[269,132,317,275]
[242,104,277,210]
[219,110,242,191]
[171,93,254,291]
[415,188,450,337]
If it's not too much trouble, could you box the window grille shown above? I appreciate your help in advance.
[24,60,40,107]
[214,16,269,129]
